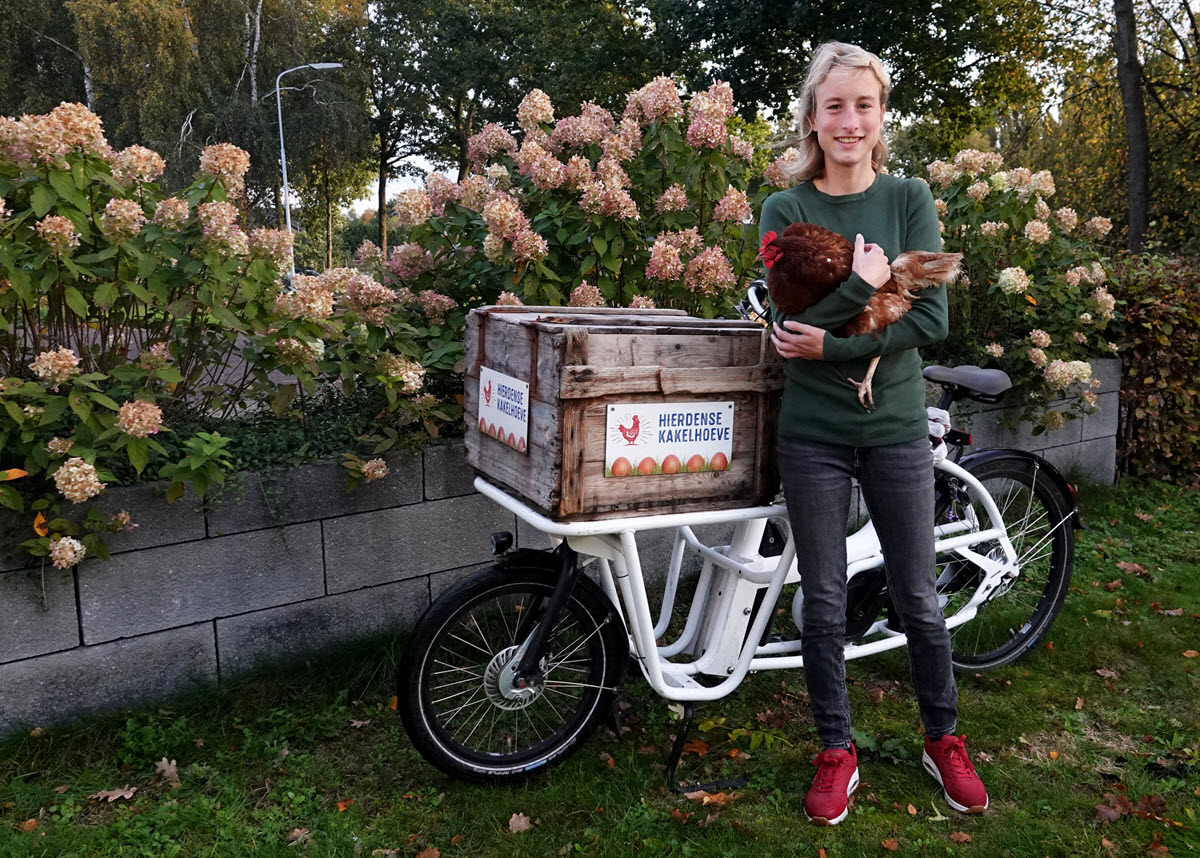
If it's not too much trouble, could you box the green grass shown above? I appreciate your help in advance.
[2,479,1198,857]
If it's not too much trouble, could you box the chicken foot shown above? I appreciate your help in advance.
[847,355,881,411]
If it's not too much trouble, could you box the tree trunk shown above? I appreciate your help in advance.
[248,0,263,104]
[83,62,94,110]
[377,140,389,256]
[1113,0,1150,253]
[324,165,334,269]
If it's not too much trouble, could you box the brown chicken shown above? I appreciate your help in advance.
[759,222,962,409]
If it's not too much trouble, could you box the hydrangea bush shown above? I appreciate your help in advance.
[0,103,453,568]
[358,79,783,318]
[926,149,1120,430]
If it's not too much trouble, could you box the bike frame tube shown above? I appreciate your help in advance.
[474,456,1024,702]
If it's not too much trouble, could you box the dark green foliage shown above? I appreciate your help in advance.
[1113,255,1200,480]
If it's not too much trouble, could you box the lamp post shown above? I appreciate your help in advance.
[275,62,343,278]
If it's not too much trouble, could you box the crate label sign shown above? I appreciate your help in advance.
[605,402,734,476]
[478,366,529,454]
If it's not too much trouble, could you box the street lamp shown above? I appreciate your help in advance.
[275,62,343,278]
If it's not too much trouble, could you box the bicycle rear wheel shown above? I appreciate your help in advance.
[935,455,1074,670]
[398,565,626,783]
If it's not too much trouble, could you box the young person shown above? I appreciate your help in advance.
[759,42,989,825]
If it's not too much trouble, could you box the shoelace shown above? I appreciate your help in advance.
[812,750,851,792]
[937,735,977,776]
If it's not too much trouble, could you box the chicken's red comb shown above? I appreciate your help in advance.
[758,230,781,269]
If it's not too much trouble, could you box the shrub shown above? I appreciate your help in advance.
[1112,254,1200,480]
[0,103,457,568]
[926,150,1120,430]
[358,80,788,318]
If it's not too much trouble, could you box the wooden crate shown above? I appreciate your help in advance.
[464,306,783,521]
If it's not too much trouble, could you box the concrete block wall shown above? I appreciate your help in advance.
[0,444,506,735]
[947,357,1120,485]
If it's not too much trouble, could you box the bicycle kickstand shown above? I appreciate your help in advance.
[664,703,749,794]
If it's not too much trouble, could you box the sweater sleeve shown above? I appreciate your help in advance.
[759,190,876,330]
[821,180,950,361]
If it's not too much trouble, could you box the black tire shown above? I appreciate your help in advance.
[934,455,1074,670]
[398,565,627,783]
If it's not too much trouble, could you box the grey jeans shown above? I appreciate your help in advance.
[778,435,958,749]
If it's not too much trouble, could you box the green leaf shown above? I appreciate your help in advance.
[49,170,87,209]
[63,286,90,318]
[0,484,25,512]
[126,438,148,475]
[4,401,26,425]
[31,184,57,216]
[93,281,119,308]
[38,397,70,426]
[88,393,121,411]
[593,236,608,255]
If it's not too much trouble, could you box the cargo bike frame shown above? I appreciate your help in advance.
[398,365,1080,785]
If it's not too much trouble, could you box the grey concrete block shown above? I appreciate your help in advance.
[955,406,1007,452]
[206,452,422,536]
[423,441,478,500]
[1004,408,1083,452]
[0,623,216,735]
[1039,435,1117,485]
[0,568,79,663]
[79,524,323,644]
[1091,357,1122,394]
[323,494,516,593]
[215,577,429,676]
[95,481,207,553]
[1081,391,1119,442]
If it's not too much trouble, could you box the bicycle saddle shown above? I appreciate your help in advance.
[923,364,1012,402]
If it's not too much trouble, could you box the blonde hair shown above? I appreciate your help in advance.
[780,42,891,185]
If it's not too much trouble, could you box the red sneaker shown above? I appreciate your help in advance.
[923,734,989,813]
[804,745,860,825]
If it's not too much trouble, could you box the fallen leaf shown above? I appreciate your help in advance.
[1134,794,1167,820]
[33,512,48,536]
[870,687,885,706]
[15,819,37,833]
[389,696,398,710]
[882,838,900,851]
[1145,832,1170,855]
[194,738,204,747]
[1117,561,1151,577]
[732,819,752,835]
[286,828,310,844]
[416,848,440,858]
[1101,837,1117,853]
[450,834,464,845]
[29,727,45,738]
[949,831,972,843]
[599,751,615,769]
[726,748,750,761]
[1,468,27,481]
[701,791,740,807]
[1135,513,1154,522]
[682,739,709,756]
[697,812,718,829]
[349,719,370,728]
[1158,607,1183,617]
[670,808,694,824]
[1096,668,1119,680]
[337,799,355,812]
[1096,793,1133,823]
[90,786,137,802]
[817,850,827,858]
[1183,650,1198,658]
[1050,750,1060,761]
[1104,579,1122,591]
[155,757,180,786]
[509,812,533,834]
[684,790,709,802]
[1075,697,1085,710]
[53,785,69,794]
[1045,641,1054,651]
[907,803,918,816]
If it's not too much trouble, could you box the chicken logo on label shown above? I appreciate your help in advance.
[618,414,641,444]
[482,379,493,406]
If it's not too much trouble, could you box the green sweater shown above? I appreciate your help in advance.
[759,173,948,447]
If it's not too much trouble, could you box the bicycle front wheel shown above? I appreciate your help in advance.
[935,455,1074,670]
[398,565,626,783]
